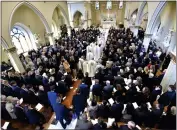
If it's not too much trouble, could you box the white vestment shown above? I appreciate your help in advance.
[83,61,89,76]
[86,45,92,54]
[78,58,85,71]
[88,60,97,77]
[86,52,94,61]
[93,45,101,61]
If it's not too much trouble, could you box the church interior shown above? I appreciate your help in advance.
[1,1,176,130]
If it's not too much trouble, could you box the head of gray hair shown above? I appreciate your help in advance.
[127,121,136,129]
[106,80,110,86]
[171,106,176,115]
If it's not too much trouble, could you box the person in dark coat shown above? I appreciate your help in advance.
[158,85,176,106]
[54,98,72,129]
[110,97,124,122]
[1,80,13,97]
[158,106,176,129]
[37,85,50,107]
[72,89,87,118]
[97,100,110,119]
[10,81,22,99]
[114,72,125,86]
[92,79,102,102]
[103,80,113,100]
[20,85,30,104]
[93,119,107,130]
[84,72,92,88]
[77,69,84,80]
[24,105,45,129]
[64,73,73,89]
[14,101,28,123]
[134,103,151,126]
[55,77,68,95]
[79,80,89,100]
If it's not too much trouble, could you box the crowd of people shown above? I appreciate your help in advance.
[1,26,176,130]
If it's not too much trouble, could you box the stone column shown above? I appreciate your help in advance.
[47,32,54,45]
[129,25,140,37]
[87,2,92,27]
[161,55,176,92]
[67,3,74,28]
[143,33,153,52]
[4,46,25,73]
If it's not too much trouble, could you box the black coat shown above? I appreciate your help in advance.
[14,105,28,122]
[84,76,92,87]
[55,81,68,95]
[38,90,50,107]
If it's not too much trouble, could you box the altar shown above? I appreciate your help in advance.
[101,20,116,29]
[101,15,116,29]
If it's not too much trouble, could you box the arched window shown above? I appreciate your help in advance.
[11,26,35,54]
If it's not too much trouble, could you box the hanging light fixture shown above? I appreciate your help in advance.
[95,1,99,10]
[119,0,123,9]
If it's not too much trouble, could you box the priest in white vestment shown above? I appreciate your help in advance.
[93,44,101,61]
[83,61,89,77]
[86,50,94,61]
[78,56,85,71]
[88,59,97,77]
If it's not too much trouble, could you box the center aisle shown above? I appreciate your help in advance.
[44,80,81,129]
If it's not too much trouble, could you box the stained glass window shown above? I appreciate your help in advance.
[95,1,99,10]
[11,27,32,54]
[106,0,112,10]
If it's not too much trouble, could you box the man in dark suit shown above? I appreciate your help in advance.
[72,89,86,118]
[47,85,58,111]
[55,77,68,96]
[14,101,28,123]
[20,85,30,104]
[10,81,21,99]
[24,105,46,129]
[97,100,110,119]
[93,118,107,130]
[110,97,124,122]
[79,80,89,100]
[103,80,113,100]
[92,79,102,102]
[1,80,13,97]
[84,72,92,88]
[114,72,125,86]
[64,73,73,89]
[37,85,50,107]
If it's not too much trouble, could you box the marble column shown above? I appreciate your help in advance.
[4,46,25,73]
[143,33,153,52]
[67,3,74,28]
[129,25,140,37]
[161,57,176,92]
[47,32,54,45]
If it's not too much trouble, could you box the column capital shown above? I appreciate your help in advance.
[47,32,53,37]
[144,33,153,38]
[5,46,17,53]
[129,25,140,28]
